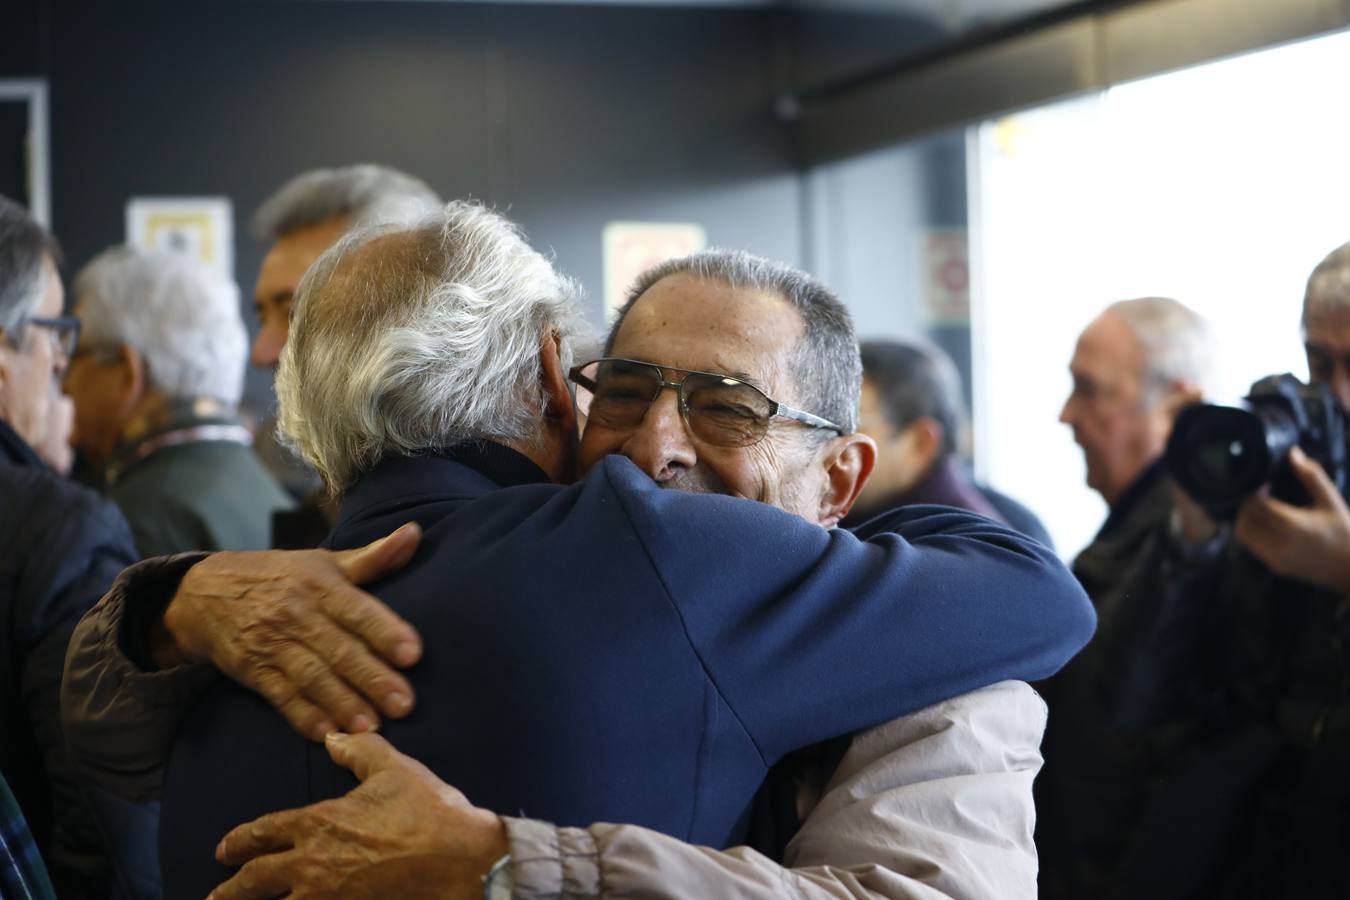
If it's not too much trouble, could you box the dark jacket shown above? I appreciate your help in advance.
[1036,462,1306,900]
[102,403,294,557]
[159,443,1095,899]
[0,419,149,898]
[841,456,1054,550]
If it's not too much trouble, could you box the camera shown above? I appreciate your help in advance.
[1165,374,1347,520]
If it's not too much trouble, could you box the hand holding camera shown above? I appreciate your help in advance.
[1166,374,1350,594]
[1233,446,1350,595]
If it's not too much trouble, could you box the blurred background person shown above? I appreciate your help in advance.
[1037,296,1226,900]
[842,337,1052,546]
[246,165,442,516]
[0,195,148,898]
[64,246,292,557]
[1054,297,1213,595]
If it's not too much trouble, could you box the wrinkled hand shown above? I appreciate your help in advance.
[156,524,425,740]
[209,732,507,900]
[1235,446,1350,595]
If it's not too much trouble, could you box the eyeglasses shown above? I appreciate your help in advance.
[569,357,844,448]
[15,315,81,359]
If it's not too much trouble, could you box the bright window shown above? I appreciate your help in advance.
[971,27,1350,558]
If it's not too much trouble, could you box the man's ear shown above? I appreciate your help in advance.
[118,345,147,410]
[1158,379,1205,424]
[538,333,577,433]
[816,432,877,529]
[535,332,579,482]
[906,416,945,475]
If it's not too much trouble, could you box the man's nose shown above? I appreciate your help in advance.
[251,323,285,370]
[620,387,698,482]
[1058,394,1075,425]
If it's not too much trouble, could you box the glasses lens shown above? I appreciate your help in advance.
[683,374,772,447]
[587,360,661,429]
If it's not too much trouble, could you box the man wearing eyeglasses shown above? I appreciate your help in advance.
[0,195,150,898]
[64,205,1094,899]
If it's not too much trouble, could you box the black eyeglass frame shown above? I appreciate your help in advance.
[7,314,81,358]
[568,357,845,444]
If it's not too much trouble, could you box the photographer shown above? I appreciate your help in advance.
[1039,245,1350,900]
[1164,241,1350,899]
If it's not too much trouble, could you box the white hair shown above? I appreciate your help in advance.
[1107,296,1215,400]
[251,164,443,241]
[1304,241,1350,321]
[276,201,592,495]
[73,247,247,406]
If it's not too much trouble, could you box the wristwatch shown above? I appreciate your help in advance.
[483,854,513,900]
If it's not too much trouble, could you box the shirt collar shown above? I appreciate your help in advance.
[0,418,45,469]
[336,441,553,527]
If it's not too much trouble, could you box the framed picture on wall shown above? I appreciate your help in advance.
[0,80,50,226]
[126,196,234,279]
[603,221,706,318]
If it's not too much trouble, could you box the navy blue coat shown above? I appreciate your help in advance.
[161,443,1094,897]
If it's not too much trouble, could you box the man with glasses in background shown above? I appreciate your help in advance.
[0,195,152,898]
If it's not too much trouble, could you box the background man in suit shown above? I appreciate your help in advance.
[842,337,1052,547]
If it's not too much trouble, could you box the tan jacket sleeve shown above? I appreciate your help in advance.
[503,680,1045,900]
[61,554,218,802]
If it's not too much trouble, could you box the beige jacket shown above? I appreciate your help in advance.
[503,681,1044,900]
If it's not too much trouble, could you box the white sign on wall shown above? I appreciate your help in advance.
[603,221,706,318]
[921,229,970,326]
[126,196,233,279]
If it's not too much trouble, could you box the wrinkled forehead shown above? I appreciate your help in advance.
[611,274,805,398]
[1071,311,1145,382]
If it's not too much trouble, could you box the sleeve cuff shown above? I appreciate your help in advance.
[117,552,211,672]
[502,817,601,899]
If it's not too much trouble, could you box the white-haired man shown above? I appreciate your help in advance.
[1038,297,1224,898]
[65,203,1094,899]
[0,196,149,897]
[63,246,294,557]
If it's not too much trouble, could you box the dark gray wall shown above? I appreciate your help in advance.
[40,0,805,407]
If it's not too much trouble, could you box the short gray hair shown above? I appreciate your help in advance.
[859,338,964,459]
[276,201,591,495]
[73,246,247,406]
[1304,241,1350,322]
[608,249,861,434]
[251,164,443,241]
[1107,296,1214,400]
[0,195,60,334]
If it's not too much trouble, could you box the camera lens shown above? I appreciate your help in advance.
[1165,404,1282,518]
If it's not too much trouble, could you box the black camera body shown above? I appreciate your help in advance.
[1165,374,1348,521]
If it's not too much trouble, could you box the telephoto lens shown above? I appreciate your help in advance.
[1165,374,1346,520]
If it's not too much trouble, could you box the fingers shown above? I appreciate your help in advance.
[253,674,337,742]
[1234,493,1300,570]
[324,730,404,782]
[284,594,417,719]
[320,586,423,671]
[246,643,381,738]
[334,522,423,585]
[1288,446,1343,507]
[216,808,303,865]
[208,851,297,900]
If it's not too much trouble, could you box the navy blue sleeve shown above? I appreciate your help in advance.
[596,456,1095,766]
